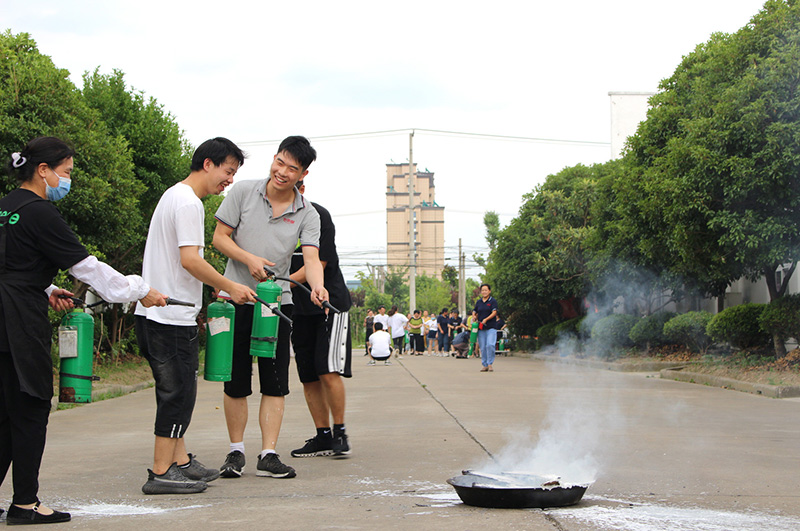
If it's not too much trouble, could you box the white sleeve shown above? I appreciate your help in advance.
[68,256,150,303]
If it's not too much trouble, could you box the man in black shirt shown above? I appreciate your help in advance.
[289,181,353,458]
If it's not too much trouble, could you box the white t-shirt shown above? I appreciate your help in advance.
[425,317,438,334]
[135,183,204,326]
[368,330,392,359]
[373,313,389,331]
[387,313,408,339]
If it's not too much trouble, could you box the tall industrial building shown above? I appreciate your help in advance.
[385,163,445,278]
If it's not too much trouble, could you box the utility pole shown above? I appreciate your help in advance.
[408,130,416,312]
[458,238,466,316]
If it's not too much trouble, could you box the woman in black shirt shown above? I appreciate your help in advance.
[0,137,165,525]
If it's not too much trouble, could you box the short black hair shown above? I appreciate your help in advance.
[374,322,384,331]
[277,136,316,171]
[191,137,245,172]
[7,136,75,184]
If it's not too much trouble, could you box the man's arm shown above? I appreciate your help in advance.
[288,260,328,286]
[212,221,275,281]
[179,246,255,304]
[300,245,329,308]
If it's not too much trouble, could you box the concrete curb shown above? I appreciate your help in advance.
[660,368,800,398]
[51,379,154,411]
[530,352,684,372]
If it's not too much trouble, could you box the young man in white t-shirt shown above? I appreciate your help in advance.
[135,138,255,495]
[367,322,392,365]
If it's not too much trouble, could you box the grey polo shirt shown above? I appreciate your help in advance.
[215,178,320,305]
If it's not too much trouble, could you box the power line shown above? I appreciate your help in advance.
[237,127,610,148]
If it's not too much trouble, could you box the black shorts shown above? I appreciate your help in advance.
[135,316,199,438]
[292,311,352,383]
[224,303,293,398]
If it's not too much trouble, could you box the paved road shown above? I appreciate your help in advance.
[3,353,799,530]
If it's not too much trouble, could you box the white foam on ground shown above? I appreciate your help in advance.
[70,503,207,518]
[553,503,800,531]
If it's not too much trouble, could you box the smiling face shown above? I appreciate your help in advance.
[480,285,491,299]
[205,155,239,195]
[268,150,308,193]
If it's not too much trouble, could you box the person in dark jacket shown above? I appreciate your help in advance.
[0,137,165,524]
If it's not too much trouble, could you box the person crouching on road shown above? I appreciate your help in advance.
[366,322,392,365]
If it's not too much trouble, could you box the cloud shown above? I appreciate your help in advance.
[282,64,459,109]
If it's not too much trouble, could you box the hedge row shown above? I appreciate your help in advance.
[535,297,800,356]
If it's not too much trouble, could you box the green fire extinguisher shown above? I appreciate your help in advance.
[251,279,292,358]
[205,299,235,381]
[58,306,98,403]
[467,320,479,357]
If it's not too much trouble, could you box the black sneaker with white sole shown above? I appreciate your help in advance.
[291,436,334,458]
[219,450,246,478]
[142,462,207,494]
[332,434,351,457]
[180,453,220,482]
[256,453,296,478]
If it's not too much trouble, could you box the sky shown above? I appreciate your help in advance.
[1,0,770,280]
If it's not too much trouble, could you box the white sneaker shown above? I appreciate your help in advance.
[384,360,392,365]
[367,360,376,366]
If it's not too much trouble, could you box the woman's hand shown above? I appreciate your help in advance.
[139,287,167,307]
[48,289,74,311]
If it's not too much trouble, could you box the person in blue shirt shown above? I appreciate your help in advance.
[472,283,499,372]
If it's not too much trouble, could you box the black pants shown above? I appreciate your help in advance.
[0,350,51,505]
[410,333,424,352]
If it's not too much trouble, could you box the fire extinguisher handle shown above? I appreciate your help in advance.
[253,296,294,325]
[165,297,195,307]
[264,270,341,314]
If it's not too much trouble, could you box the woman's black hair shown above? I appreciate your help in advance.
[388,305,398,316]
[480,283,491,291]
[7,137,75,184]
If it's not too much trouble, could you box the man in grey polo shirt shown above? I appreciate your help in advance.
[212,136,329,479]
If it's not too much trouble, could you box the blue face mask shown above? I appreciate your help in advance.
[45,172,71,201]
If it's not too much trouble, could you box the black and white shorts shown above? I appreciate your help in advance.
[292,311,352,383]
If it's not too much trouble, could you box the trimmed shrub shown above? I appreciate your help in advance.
[629,312,676,350]
[536,322,560,346]
[706,303,769,350]
[553,317,584,339]
[663,311,713,353]
[590,314,638,357]
[759,294,800,345]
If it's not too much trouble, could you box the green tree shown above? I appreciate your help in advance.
[441,264,458,288]
[622,0,800,307]
[486,163,606,334]
[415,274,453,313]
[82,69,192,218]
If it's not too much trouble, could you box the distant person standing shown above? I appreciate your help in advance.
[407,310,425,355]
[373,305,389,338]
[448,309,464,352]
[386,305,408,358]
[425,311,438,355]
[364,309,375,356]
[436,308,450,355]
[473,284,499,372]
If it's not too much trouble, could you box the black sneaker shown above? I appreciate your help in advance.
[180,453,220,482]
[291,436,333,458]
[332,434,351,457]
[6,502,71,525]
[256,453,296,478]
[141,462,207,494]
[219,450,246,478]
